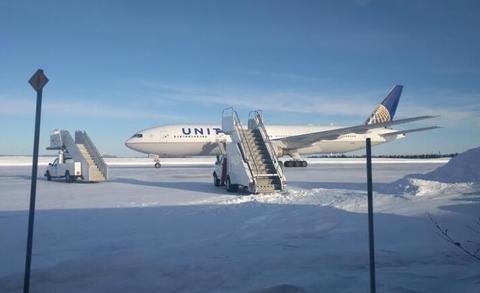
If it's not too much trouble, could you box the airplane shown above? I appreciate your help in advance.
[125,85,439,168]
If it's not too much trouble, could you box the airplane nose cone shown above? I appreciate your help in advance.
[125,138,134,150]
[125,133,147,153]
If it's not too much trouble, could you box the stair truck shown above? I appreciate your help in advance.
[213,109,286,193]
[44,129,108,183]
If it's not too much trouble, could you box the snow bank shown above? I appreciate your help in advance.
[385,146,480,195]
[386,178,477,196]
[416,146,480,183]
[206,188,369,210]
[199,187,425,215]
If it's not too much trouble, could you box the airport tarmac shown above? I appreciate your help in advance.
[0,161,444,210]
[1,161,479,292]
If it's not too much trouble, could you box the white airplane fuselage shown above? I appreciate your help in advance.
[125,124,404,157]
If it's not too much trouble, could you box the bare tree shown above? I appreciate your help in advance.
[428,214,480,262]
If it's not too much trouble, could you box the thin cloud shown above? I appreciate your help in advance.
[400,93,480,126]
[140,80,480,127]
[141,80,378,117]
[0,95,185,121]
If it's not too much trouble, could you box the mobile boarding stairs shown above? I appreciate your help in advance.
[214,109,286,194]
[46,129,108,182]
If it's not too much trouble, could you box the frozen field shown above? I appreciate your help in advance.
[0,161,479,292]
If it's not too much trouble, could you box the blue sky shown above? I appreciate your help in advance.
[1,0,479,156]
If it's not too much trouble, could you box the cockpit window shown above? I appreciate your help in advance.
[132,133,143,138]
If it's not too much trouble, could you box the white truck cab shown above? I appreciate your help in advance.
[44,129,108,183]
[213,154,227,188]
[212,143,255,193]
[45,152,82,183]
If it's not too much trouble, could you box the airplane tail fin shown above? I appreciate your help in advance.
[365,85,403,125]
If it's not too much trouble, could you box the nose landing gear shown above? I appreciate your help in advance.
[151,155,162,168]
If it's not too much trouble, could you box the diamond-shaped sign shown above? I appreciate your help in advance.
[29,69,49,91]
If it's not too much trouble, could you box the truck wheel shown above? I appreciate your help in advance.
[213,173,220,186]
[45,171,51,181]
[226,177,238,192]
[65,171,72,183]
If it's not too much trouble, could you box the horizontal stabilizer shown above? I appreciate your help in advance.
[381,126,441,137]
[369,115,438,130]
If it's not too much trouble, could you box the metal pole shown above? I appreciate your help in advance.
[24,87,43,293]
[366,138,376,293]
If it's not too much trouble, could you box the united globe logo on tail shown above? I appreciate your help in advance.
[366,104,391,125]
[364,85,403,125]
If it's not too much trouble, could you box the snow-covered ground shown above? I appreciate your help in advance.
[0,159,479,292]
[0,156,449,167]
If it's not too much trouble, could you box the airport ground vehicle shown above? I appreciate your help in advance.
[212,110,286,194]
[44,129,108,183]
[45,155,82,183]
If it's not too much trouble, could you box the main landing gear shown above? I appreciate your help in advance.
[282,151,307,168]
[283,160,308,168]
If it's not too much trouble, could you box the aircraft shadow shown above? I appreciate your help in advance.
[114,178,402,196]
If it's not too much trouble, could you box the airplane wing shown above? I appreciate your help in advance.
[274,115,437,150]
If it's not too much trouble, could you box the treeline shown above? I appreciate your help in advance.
[309,153,458,159]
